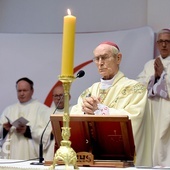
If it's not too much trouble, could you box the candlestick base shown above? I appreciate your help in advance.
[50,75,78,170]
[50,130,78,170]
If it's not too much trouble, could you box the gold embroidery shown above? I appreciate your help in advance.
[111,83,146,108]
[80,82,145,107]
[99,88,110,104]
[120,83,146,97]
[133,83,146,93]
[81,90,91,99]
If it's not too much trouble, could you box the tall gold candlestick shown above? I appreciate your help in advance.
[50,9,78,170]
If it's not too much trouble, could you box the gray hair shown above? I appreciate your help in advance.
[111,46,119,56]
[156,29,170,40]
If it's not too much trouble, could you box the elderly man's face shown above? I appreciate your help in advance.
[93,44,122,80]
[157,33,170,59]
[53,86,64,109]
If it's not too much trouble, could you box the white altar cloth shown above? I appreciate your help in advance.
[0,159,169,170]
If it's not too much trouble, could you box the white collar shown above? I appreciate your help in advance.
[160,55,170,60]
[100,76,115,89]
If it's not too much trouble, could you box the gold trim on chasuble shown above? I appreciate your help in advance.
[81,82,145,107]
[111,82,146,108]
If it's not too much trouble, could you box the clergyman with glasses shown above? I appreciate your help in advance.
[70,41,152,166]
[52,84,72,112]
[137,29,170,167]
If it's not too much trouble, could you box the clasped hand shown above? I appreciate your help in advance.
[3,122,12,131]
[82,96,100,115]
[154,57,164,78]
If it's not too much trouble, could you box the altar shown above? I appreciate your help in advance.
[0,159,151,170]
[0,159,169,170]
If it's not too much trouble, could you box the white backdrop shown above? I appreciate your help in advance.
[0,26,154,113]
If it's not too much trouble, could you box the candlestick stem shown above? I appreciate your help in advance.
[50,75,78,170]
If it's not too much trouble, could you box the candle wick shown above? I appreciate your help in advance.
[67,9,71,15]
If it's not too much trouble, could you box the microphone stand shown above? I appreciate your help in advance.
[31,96,63,165]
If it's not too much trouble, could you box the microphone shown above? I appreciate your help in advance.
[76,70,85,78]
[30,96,63,165]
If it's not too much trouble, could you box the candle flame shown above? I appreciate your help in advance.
[67,9,71,15]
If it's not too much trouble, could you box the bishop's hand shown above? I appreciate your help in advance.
[82,96,100,115]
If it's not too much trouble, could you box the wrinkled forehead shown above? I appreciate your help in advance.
[157,28,170,40]
[93,44,113,56]
[158,32,170,40]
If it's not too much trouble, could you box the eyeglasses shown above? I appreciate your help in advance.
[93,55,112,63]
[53,94,64,99]
[157,39,170,45]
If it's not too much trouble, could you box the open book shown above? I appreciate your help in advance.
[11,117,29,128]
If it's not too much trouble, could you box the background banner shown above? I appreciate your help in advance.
[0,26,154,113]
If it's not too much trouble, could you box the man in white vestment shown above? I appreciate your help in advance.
[137,29,170,166]
[0,77,52,160]
[70,41,152,166]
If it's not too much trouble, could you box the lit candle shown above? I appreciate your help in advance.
[61,9,76,76]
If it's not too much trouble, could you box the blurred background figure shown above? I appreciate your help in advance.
[0,77,52,160]
[137,29,170,167]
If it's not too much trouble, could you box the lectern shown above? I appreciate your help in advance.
[50,114,135,168]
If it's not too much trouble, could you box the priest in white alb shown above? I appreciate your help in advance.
[0,77,52,160]
[137,29,170,166]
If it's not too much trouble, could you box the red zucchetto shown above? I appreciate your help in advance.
[100,41,120,51]
[162,28,170,32]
